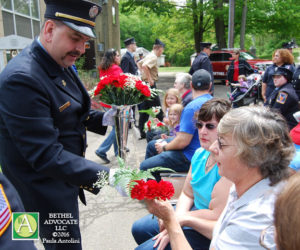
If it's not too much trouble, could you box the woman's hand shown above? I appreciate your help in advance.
[153,229,170,250]
[161,134,168,139]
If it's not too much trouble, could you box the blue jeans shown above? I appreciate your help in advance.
[95,126,118,157]
[140,138,190,174]
[132,209,211,250]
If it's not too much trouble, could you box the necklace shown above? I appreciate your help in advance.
[205,155,216,173]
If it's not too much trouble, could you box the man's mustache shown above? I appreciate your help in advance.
[67,51,81,57]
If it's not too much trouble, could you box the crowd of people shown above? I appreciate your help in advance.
[0,0,299,249]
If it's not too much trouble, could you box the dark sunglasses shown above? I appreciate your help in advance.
[195,122,216,130]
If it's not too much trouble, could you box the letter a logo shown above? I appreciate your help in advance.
[12,212,39,240]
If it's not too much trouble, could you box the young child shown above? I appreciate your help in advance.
[146,88,181,142]
[161,88,181,125]
[229,75,249,107]
[161,103,183,139]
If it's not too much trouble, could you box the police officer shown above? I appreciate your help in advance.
[189,42,214,94]
[267,66,299,130]
[0,1,112,249]
[120,37,138,75]
[292,65,300,99]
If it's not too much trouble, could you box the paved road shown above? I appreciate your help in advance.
[35,72,230,250]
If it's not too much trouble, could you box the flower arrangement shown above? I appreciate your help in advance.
[90,73,155,105]
[145,120,168,133]
[139,107,169,133]
[93,158,175,201]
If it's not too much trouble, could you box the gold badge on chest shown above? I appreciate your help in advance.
[62,80,67,87]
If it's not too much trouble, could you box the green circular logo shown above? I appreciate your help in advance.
[14,214,37,237]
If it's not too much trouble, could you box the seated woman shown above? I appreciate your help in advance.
[145,105,293,250]
[132,98,232,250]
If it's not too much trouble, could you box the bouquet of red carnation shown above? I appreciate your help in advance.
[90,73,155,106]
[110,158,175,201]
[130,179,174,201]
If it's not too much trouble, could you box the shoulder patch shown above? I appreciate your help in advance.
[276,92,288,104]
[0,184,12,236]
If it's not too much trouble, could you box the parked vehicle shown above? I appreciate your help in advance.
[190,49,273,83]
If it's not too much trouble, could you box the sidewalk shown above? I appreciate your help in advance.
[79,127,149,250]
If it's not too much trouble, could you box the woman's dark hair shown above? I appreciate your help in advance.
[99,48,117,71]
[196,98,231,122]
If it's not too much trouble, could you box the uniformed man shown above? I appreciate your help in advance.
[189,42,214,94]
[120,37,138,75]
[267,66,299,130]
[137,38,165,139]
[0,1,112,249]
[292,65,300,99]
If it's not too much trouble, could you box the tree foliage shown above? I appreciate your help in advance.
[119,0,300,65]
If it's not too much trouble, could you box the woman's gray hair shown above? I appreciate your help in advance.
[175,73,192,89]
[218,106,294,185]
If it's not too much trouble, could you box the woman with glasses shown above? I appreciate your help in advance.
[132,98,232,250]
[145,105,293,250]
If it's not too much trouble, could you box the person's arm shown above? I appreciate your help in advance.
[243,60,254,74]
[145,199,193,250]
[155,131,193,153]
[262,82,267,103]
[142,64,154,86]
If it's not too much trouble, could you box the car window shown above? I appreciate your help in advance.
[210,53,223,61]
[240,52,255,60]
[223,53,232,61]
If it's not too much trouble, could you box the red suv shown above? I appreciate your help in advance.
[208,49,273,82]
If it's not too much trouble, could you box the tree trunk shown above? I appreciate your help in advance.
[240,0,247,49]
[213,0,227,49]
[228,0,235,48]
[192,0,204,53]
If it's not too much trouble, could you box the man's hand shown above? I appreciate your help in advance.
[155,141,167,154]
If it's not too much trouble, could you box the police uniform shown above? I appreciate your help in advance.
[120,37,138,75]
[292,65,300,99]
[189,42,214,93]
[0,1,109,249]
[263,63,295,101]
[267,67,299,130]
[0,174,37,249]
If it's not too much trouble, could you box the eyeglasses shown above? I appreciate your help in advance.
[259,225,276,250]
[195,122,216,130]
[217,137,236,150]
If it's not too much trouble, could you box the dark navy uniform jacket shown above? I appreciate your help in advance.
[263,63,295,100]
[0,39,109,246]
[120,51,138,75]
[267,83,299,130]
[189,51,214,92]
[0,173,37,250]
[292,65,300,99]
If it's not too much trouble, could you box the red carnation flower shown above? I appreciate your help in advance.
[130,180,147,200]
[157,180,175,201]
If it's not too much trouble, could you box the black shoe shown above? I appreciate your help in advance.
[125,147,130,153]
[95,151,110,164]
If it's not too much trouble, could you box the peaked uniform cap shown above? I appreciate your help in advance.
[154,39,165,48]
[200,42,212,48]
[44,0,101,38]
[124,37,136,46]
[272,66,293,81]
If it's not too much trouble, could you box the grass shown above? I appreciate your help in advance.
[159,67,190,73]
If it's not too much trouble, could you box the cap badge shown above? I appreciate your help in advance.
[89,6,99,18]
